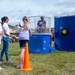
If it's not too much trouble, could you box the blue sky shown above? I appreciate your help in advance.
[0,0,75,27]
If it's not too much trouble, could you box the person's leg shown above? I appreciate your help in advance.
[37,27,42,33]
[17,40,25,68]
[17,48,25,68]
[42,27,46,32]
[0,38,6,60]
[17,40,28,68]
[5,38,10,61]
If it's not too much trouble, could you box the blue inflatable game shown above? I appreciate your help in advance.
[29,33,51,54]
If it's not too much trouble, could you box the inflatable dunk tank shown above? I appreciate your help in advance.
[54,16,75,51]
[28,16,52,53]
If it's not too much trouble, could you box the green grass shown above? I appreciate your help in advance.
[0,43,75,75]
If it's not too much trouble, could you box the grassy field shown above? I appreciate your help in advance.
[0,43,75,75]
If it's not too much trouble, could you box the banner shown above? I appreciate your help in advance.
[54,16,75,51]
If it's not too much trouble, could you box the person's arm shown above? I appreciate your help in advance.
[0,31,2,35]
[43,21,46,27]
[19,22,22,27]
[37,21,39,27]
[19,22,24,28]
[23,21,28,30]
[0,23,2,35]
[3,24,13,37]
[4,30,12,37]
[29,28,32,36]
[4,29,16,38]
[3,23,10,37]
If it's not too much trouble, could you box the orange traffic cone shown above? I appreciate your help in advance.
[20,42,33,71]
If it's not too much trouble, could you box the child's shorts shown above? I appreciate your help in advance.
[19,40,29,48]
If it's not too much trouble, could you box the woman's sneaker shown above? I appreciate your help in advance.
[0,59,4,62]
[6,60,12,63]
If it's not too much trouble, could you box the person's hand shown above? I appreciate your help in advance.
[12,35,17,39]
[10,35,17,39]
[19,22,22,27]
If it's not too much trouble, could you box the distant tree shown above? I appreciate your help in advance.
[15,25,18,28]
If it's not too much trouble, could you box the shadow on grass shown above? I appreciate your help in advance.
[1,61,17,69]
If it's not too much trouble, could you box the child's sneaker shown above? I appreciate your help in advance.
[17,65,21,69]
